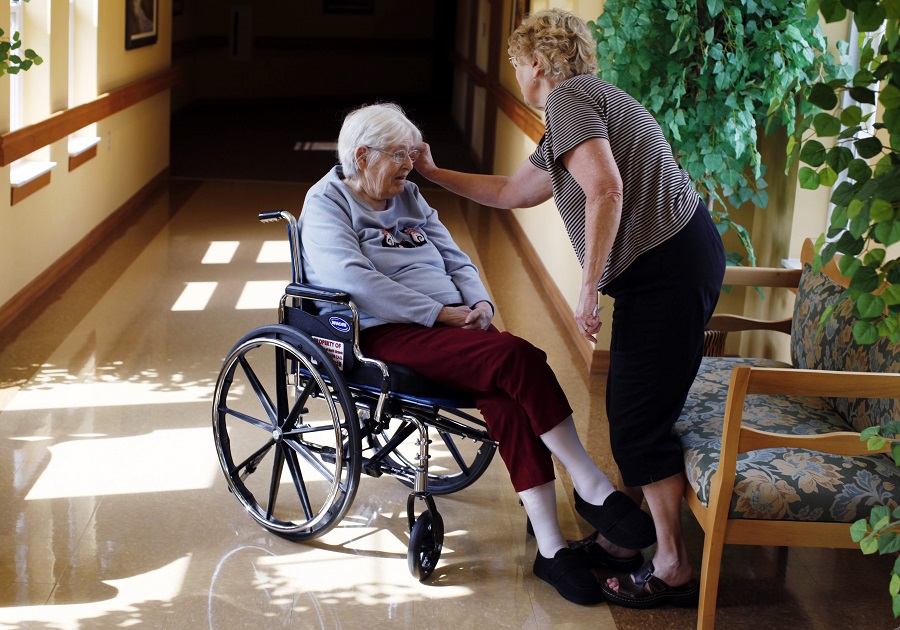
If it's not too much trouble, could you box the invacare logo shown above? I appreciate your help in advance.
[329,317,351,334]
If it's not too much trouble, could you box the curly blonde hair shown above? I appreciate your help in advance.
[508,8,597,80]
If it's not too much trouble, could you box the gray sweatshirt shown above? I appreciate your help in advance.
[299,166,492,330]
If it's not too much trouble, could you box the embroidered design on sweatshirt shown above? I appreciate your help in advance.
[380,227,428,248]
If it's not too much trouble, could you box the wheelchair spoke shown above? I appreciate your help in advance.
[266,444,286,520]
[231,439,275,480]
[283,438,336,485]
[239,355,277,426]
[282,377,317,431]
[283,423,341,437]
[283,447,314,521]
[220,405,275,433]
[439,429,471,477]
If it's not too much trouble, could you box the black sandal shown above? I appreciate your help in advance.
[574,490,657,550]
[601,562,700,609]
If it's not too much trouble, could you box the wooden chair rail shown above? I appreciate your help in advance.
[744,366,900,398]
[0,68,180,166]
[722,265,802,287]
[706,313,792,334]
[739,426,891,456]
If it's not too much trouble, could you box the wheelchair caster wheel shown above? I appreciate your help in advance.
[408,509,443,581]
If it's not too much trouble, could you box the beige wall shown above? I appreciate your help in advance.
[0,0,173,313]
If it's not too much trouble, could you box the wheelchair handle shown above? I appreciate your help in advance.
[259,210,292,223]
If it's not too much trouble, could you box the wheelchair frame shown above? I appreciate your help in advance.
[212,209,498,580]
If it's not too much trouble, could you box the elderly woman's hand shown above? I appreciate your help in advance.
[463,301,494,331]
[436,302,493,330]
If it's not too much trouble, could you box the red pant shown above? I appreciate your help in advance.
[360,323,573,492]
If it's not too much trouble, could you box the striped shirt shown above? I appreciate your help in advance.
[529,74,699,290]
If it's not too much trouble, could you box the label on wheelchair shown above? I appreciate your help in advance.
[313,336,345,370]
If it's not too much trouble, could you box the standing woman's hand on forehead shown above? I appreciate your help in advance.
[414,142,437,178]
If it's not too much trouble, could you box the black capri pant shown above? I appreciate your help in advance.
[602,201,725,488]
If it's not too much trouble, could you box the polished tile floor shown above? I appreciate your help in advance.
[0,174,896,629]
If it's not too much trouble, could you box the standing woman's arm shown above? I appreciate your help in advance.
[415,142,553,210]
[561,137,623,342]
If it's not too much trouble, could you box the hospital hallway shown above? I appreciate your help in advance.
[0,106,894,628]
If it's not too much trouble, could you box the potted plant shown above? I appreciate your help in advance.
[783,0,899,616]
[589,0,844,267]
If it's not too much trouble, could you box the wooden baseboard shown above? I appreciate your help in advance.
[497,209,608,375]
[0,168,169,334]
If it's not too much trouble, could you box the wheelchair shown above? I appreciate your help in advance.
[212,209,498,580]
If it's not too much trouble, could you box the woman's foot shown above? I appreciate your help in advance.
[533,547,604,606]
[602,561,698,609]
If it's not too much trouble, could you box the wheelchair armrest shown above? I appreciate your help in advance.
[285,283,351,304]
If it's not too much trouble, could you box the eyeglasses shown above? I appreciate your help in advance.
[508,56,519,68]
[366,146,421,163]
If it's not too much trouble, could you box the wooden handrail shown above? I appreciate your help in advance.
[494,84,544,144]
[0,67,180,166]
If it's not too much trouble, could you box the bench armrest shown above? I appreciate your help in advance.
[724,366,900,459]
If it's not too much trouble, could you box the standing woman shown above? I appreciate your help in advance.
[415,9,725,609]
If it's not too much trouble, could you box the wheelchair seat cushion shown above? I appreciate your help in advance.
[346,359,475,407]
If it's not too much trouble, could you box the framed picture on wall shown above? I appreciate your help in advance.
[126,0,158,50]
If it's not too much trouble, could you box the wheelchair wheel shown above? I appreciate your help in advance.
[369,410,496,495]
[408,509,443,581]
[213,325,361,541]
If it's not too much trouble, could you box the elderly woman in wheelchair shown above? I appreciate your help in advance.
[212,103,655,604]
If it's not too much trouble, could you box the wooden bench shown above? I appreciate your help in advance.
[675,239,900,629]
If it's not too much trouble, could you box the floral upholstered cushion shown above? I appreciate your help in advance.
[791,264,900,433]
[674,356,900,521]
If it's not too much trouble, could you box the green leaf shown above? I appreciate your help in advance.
[852,320,878,344]
[869,435,889,450]
[848,158,873,183]
[841,105,863,127]
[853,69,877,87]
[856,293,887,318]
[882,84,900,110]
[800,140,827,166]
[849,86,877,104]
[819,0,848,22]
[856,136,884,158]
[892,571,900,597]
[881,531,900,554]
[819,167,838,187]
[809,82,839,109]
[814,113,842,136]
[826,146,854,172]
[871,199,894,222]
[851,264,881,292]
[855,0,888,31]
[884,284,900,306]
[860,532,879,553]
[865,248,887,266]
[875,221,900,247]
[851,518,871,542]
[799,167,821,189]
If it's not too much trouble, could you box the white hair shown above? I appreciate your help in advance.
[337,103,423,177]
